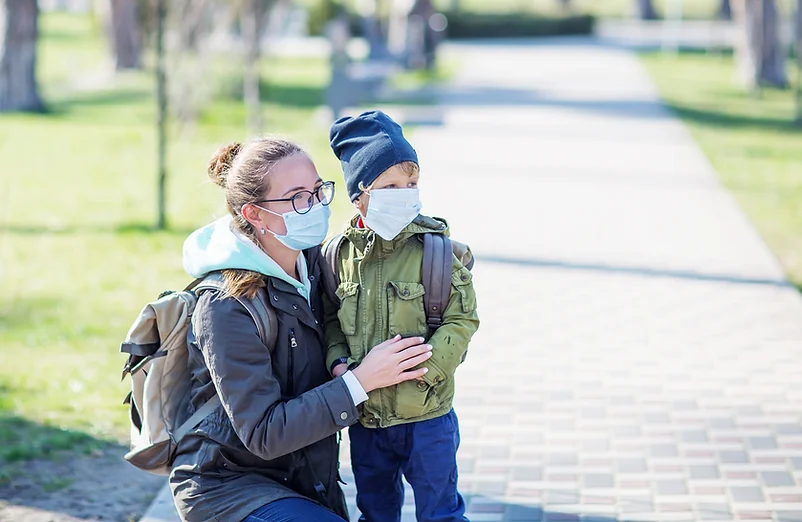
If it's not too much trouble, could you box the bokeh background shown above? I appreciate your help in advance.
[0,0,800,520]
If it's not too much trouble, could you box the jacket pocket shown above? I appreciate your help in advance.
[451,267,476,313]
[387,281,427,338]
[335,282,359,336]
[394,379,441,419]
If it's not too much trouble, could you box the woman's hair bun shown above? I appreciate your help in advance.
[208,142,242,188]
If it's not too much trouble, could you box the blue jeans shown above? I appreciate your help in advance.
[349,409,467,522]
[244,498,346,522]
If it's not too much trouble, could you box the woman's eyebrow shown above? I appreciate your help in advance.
[281,180,323,197]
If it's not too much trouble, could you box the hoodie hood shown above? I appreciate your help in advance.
[183,215,310,301]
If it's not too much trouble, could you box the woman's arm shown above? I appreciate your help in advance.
[194,293,433,462]
[195,294,356,461]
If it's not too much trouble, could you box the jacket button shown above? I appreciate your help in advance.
[461,275,468,281]
[273,295,279,302]
[434,376,442,384]
[309,275,315,281]
[402,290,409,296]
[292,304,298,310]
[367,417,376,424]
[311,307,316,313]
[340,412,348,420]
[417,381,427,390]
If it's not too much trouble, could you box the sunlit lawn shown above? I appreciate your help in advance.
[0,12,353,464]
[641,51,802,288]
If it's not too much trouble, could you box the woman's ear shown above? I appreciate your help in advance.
[241,203,263,229]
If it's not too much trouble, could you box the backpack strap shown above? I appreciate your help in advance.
[422,233,453,331]
[174,394,221,442]
[173,274,278,446]
[194,272,278,352]
[321,234,346,306]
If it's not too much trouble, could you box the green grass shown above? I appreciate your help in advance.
[0,12,355,459]
[641,52,802,288]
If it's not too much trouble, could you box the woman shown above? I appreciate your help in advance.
[171,137,433,522]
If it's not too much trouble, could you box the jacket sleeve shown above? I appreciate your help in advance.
[194,293,358,462]
[323,290,352,374]
[420,257,480,386]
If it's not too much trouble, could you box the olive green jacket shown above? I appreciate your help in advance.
[324,215,480,428]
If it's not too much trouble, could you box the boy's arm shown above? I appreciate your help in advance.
[419,257,480,386]
[323,290,352,376]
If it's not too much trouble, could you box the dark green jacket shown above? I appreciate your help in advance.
[324,215,480,428]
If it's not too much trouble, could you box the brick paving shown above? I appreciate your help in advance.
[338,39,802,522]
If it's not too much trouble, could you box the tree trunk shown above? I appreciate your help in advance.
[732,0,788,90]
[557,0,572,13]
[109,0,141,69]
[634,0,659,20]
[794,0,802,125]
[0,0,43,112]
[241,0,261,135]
[718,0,732,20]
[155,0,167,230]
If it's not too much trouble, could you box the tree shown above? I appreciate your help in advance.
[155,0,167,230]
[109,0,142,69]
[556,0,572,13]
[241,0,263,135]
[794,0,802,125]
[732,0,787,91]
[634,0,659,20]
[718,0,732,20]
[0,0,43,112]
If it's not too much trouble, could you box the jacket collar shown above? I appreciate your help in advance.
[343,214,450,257]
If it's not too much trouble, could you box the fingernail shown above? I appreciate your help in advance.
[427,344,433,350]
[423,368,429,373]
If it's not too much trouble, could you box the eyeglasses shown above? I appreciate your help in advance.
[254,181,335,215]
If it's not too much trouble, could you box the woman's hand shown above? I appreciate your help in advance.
[351,335,432,393]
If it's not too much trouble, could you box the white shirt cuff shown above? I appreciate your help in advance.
[342,370,368,406]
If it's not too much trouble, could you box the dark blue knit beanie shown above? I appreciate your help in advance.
[329,110,419,201]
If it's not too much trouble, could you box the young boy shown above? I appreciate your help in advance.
[323,110,480,522]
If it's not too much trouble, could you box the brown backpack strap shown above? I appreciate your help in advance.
[422,233,454,331]
[321,234,346,306]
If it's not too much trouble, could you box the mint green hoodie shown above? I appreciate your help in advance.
[183,215,311,303]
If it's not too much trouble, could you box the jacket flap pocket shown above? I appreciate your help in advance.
[389,281,425,300]
[335,282,359,300]
[452,267,472,287]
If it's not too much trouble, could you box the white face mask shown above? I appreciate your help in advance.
[255,202,331,251]
[363,188,422,241]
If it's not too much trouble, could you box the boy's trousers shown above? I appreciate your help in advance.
[349,409,468,522]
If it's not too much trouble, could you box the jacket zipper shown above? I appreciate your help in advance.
[288,328,297,396]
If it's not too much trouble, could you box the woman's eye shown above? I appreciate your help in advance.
[409,182,418,188]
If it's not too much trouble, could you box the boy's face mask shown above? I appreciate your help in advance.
[363,188,422,241]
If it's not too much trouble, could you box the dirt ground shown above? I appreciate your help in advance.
[0,445,163,522]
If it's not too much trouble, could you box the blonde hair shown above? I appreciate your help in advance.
[357,161,419,192]
[208,138,304,299]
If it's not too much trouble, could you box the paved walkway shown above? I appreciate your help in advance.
[143,39,802,522]
[340,39,802,522]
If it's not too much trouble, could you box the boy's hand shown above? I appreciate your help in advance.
[332,363,348,378]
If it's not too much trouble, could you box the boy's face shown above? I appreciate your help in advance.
[354,164,419,218]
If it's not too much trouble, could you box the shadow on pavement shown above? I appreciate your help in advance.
[477,254,793,289]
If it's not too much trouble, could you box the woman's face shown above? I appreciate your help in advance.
[243,153,323,237]
[354,164,419,217]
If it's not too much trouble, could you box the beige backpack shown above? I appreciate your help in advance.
[120,272,276,475]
